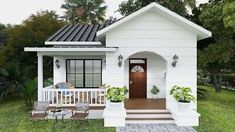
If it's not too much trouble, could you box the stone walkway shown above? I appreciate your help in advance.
[116,124,196,132]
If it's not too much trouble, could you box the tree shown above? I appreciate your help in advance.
[62,0,107,24]
[189,0,235,92]
[0,11,65,79]
[0,23,8,47]
[118,0,196,17]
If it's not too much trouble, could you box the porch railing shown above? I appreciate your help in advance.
[40,86,106,106]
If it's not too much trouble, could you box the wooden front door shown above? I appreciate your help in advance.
[129,58,147,98]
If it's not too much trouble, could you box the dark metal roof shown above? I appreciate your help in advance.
[46,19,117,42]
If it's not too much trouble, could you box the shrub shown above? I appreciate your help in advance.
[105,86,128,102]
[151,85,160,95]
[21,79,37,109]
[170,85,196,103]
[197,69,211,85]
[43,77,53,87]
[197,86,208,99]
[222,74,235,88]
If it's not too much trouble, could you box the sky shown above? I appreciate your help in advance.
[0,0,208,25]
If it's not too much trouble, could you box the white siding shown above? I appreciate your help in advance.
[105,11,197,110]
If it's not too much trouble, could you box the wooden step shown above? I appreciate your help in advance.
[127,114,172,118]
[127,112,171,114]
[126,109,169,113]
[126,118,174,120]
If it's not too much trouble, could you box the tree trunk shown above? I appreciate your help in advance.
[218,74,222,92]
[213,74,221,93]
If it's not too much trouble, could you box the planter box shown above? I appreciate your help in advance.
[178,102,191,112]
[172,110,200,126]
[103,100,126,127]
[103,108,126,127]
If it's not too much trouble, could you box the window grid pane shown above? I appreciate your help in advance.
[67,60,102,88]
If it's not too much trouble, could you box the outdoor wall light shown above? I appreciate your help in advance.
[55,59,60,69]
[118,55,124,67]
[172,54,179,67]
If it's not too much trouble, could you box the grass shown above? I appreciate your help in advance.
[195,86,235,132]
[0,99,115,132]
[0,86,234,132]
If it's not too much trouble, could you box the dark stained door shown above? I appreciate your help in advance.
[129,59,147,98]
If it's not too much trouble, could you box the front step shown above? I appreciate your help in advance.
[126,109,175,124]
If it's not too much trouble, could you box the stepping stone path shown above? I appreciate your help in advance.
[116,124,196,132]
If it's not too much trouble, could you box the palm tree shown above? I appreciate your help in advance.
[62,0,107,24]
[0,61,25,101]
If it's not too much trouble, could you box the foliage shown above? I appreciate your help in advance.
[195,0,235,72]
[105,86,128,102]
[118,0,196,17]
[43,77,53,87]
[0,11,65,79]
[222,1,235,31]
[170,85,196,103]
[194,86,235,132]
[0,23,8,47]
[62,0,107,24]
[197,69,211,85]
[21,79,37,109]
[221,74,235,88]
[0,99,115,132]
[150,85,159,95]
[197,86,208,99]
[0,61,25,101]
[188,0,235,90]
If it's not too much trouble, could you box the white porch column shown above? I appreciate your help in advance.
[37,53,43,101]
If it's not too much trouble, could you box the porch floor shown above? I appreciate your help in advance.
[125,98,166,109]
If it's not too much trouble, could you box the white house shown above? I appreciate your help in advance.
[25,3,211,126]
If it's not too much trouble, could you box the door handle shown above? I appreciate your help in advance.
[130,81,133,84]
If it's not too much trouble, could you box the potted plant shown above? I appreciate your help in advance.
[170,85,196,112]
[105,86,128,110]
[151,85,160,99]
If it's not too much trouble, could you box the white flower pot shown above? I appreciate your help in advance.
[106,100,124,111]
[152,94,158,99]
[178,102,191,112]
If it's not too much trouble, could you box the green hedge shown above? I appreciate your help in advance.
[222,74,235,87]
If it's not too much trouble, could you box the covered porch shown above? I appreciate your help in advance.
[24,47,117,107]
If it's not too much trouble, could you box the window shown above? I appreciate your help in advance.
[66,60,102,88]
[131,65,145,72]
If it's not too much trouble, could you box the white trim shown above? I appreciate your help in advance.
[97,2,212,40]
[24,47,117,52]
[45,41,102,45]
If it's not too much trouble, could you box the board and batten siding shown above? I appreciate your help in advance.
[105,10,197,110]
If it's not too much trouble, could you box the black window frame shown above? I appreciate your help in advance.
[66,59,102,88]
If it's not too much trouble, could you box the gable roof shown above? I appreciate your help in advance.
[97,2,212,40]
[45,19,117,45]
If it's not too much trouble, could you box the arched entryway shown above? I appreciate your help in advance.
[124,51,167,99]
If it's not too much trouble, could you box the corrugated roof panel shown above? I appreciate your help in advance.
[87,25,99,41]
[52,25,73,41]
[74,25,89,41]
[46,25,68,41]
[59,24,79,41]
[80,25,94,41]
[46,19,118,43]
[66,25,83,41]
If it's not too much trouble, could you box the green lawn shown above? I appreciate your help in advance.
[0,86,234,132]
[0,99,115,132]
[195,86,235,132]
